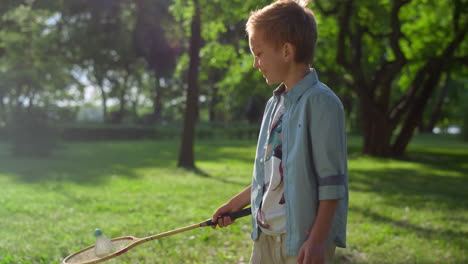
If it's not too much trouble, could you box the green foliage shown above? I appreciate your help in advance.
[429,77,468,130]
[200,42,237,70]
[400,0,455,60]
[8,108,60,157]
[396,0,460,94]
[0,0,466,155]
[309,0,468,156]
[169,0,274,122]
[0,2,74,105]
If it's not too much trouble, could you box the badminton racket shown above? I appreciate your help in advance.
[62,207,251,264]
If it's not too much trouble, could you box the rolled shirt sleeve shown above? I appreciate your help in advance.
[309,93,347,200]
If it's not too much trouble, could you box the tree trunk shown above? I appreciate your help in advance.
[391,60,444,156]
[207,69,222,122]
[98,85,108,122]
[391,20,467,155]
[178,0,201,169]
[361,98,394,157]
[117,88,126,123]
[319,0,468,157]
[116,75,129,124]
[0,91,5,123]
[425,72,450,132]
[152,74,162,122]
[209,84,219,122]
[26,86,37,110]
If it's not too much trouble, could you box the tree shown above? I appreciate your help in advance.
[314,0,468,156]
[134,0,179,122]
[189,0,274,123]
[419,72,451,133]
[177,0,201,169]
[0,1,74,156]
[0,2,74,115]
[57,0,124,122]
[173,0,272,168]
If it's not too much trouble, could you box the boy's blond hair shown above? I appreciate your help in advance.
[246,0,317,64]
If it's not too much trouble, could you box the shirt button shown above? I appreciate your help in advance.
[260,158,264,163]
[258,186,262,190]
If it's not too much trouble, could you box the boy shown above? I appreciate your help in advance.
[212,1,348,263]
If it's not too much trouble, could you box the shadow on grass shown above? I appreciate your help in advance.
[351,169,467,209]
[349,147,468,210]
[0,139,256,185]
[191,167,249,186]
[0,142,167,184]
[402,149,468,174]
[351,206,468,252]
[348,148,468,258]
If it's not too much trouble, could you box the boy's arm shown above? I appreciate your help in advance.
[297,199,339,263]
[211,185,251,228]
[299,94,347,263]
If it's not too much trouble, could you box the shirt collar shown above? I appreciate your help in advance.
[273,68,319,102]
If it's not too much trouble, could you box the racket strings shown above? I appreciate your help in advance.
[65,239,134,264]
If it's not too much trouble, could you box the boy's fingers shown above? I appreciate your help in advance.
[297,248,305,264]
[218,217,224,227]
[212,206,237,228]
[211,209,223,228]
[223,216,232,226]
[218,216,235,228]
[212,212,220,223]
[300,252,309,264]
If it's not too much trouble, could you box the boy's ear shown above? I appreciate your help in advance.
[282,43,295,62]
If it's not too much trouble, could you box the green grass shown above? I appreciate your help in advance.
[0,135,467,264]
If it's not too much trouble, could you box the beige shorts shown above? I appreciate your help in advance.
[249,233,336,264]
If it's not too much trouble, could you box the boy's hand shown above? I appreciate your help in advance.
[297,239,326,264]
[211,185,252,229]
[211,203,238,229]
[298,199,339,263]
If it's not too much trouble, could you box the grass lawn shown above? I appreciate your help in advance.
[0,134,467,264]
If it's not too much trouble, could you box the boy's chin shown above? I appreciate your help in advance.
[265,78,280,85]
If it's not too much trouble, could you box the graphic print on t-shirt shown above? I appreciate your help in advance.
[265,118,284,193]
[257,97,286,232]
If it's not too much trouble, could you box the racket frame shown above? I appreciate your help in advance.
[62,207,251,264]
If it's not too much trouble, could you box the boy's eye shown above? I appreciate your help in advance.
[256,52,262,57]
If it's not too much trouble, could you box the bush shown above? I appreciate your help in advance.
[195,124,259,140]
[62,124,158,141]
[8,108,60,157]
[59,122,259,141]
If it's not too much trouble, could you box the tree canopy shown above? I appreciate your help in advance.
[0,0,466,159]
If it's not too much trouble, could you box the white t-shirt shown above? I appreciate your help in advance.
[257,95,286,234]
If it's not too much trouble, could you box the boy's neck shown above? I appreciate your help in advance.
[283,65,311,92]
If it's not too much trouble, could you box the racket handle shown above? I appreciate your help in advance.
[205,207,252,226]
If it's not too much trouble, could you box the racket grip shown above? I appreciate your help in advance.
[205,207,252,226]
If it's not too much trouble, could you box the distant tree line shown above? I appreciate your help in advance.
[0,0,466,161]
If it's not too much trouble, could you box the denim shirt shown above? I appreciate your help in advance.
[250,69,348,256]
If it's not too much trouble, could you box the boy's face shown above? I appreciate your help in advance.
[249,31,289,85]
